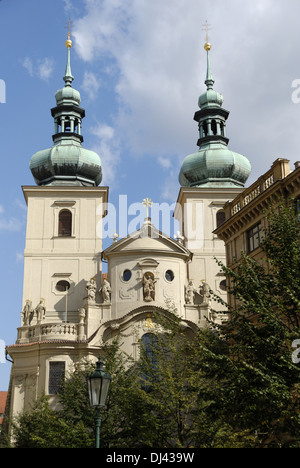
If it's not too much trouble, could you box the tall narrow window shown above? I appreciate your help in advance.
[247,223,262,253]
[216,210,226,227]
[140,333,159,391]
[211,119,217,135]
[48,361,65,395]
[58,210,72,237]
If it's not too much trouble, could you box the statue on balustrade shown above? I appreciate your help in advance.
[21,300,34,326]
[199,281,211,306]
[86,277,97,303]
[100,278,111,303]
[35,299,46,323]
[185,280,196,304]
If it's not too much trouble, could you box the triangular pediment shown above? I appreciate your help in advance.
[103,220,192,261]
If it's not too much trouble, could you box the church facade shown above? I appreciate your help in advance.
[6,35,251,420]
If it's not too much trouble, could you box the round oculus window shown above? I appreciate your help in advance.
[165,270,174,282]
[122,269,132,281]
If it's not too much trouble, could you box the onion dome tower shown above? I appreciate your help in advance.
[30,30,102,186]
[179,38,251,188]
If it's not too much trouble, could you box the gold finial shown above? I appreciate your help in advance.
[65,17,72,48]
[142,197,153,218]
[203,20,212,51]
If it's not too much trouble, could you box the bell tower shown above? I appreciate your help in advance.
[6,31,108,418]
[175,27,251,311]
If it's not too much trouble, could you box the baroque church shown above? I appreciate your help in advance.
[6,32,251,417]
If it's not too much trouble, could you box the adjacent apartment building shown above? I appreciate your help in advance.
[214,158,300,275]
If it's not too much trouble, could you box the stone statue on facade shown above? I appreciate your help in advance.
[21,300,34,326]
[78,307,86,324]
[143,272,156,302]
[199,281,211,306]
[86,277,97,303]
[78,307,86,340]
[185,280,196,304]
[100,278,111,303]
[35,299,46,323]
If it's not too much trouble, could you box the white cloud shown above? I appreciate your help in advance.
[22,57,34,76]
[0,204,24,232]
[22,56,55,81]
[0,217,22,232]
[81,71,101,100]
[16,252,24,263]
[72,0,300,190]
[89,123,121,186]
[38,57,55,81]
[157,157,172,170]
[63,0,72,12]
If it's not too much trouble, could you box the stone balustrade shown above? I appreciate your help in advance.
[17,321,86,344]
[228,158,291,217]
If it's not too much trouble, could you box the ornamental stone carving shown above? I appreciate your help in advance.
[21,300,34,326]
[35,299,46,323]
[143,272,156,302]
[100,278,111,303]
[86,277,97,303]
[185,280,197,304]
[199,281,211,306]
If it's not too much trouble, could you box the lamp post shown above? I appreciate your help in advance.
[88,356,112,448]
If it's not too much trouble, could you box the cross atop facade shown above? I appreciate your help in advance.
[142,197,153,218]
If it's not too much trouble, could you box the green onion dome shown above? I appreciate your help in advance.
[30,35,102,187]
[179,42,251,188]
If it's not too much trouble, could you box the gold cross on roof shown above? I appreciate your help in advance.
[202,20,212,43]
[66,17,72,37]
[142,197,153,218]
[65,18,73,48]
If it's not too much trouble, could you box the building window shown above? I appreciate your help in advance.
[141,333,159,391]
[48,361,65,395]
[58,210,72,237]
[216,210,226,227]
[56,280,70,292]
[211,119,217,135]
[122,269,132,281]
[247,223,262,253]
[165,270,174,282]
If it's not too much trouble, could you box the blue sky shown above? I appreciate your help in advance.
[1,0,300,389]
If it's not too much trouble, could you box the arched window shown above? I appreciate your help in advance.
[216,210,226,227]
[211,119,217,135]
[58,210,72,237]
[141,333,159,391]
[56,280,70,292]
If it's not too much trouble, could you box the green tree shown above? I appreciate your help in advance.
[194,199,300,447]
[12,394,92,448]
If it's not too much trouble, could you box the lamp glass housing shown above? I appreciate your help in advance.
[88,357,111,408]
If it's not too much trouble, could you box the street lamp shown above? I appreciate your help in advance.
[88,356,112,448]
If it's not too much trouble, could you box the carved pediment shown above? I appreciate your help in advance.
[103,220,192,262]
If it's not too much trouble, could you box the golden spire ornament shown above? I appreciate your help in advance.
[203,20,212,51]
[65,17,72,48]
